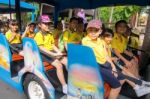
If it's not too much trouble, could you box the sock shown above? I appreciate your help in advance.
[63,84,67,94]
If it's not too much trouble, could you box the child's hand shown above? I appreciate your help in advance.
[54,53,62,57]
[125,60,132,68]
[57,52,63,56]
[25,26,29,31]
[12,33,17,37]
[112,67,118,77]
[113,57,119,63]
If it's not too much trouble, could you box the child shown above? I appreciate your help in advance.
[5,20,21,44]
[5,20,22,54]
[101,28,150,97]
[22,22,36,38]
[52,21,63,49]
[63,17,82,50]
[82,19,124,99]
[111,20,139,78]
[76,17,86,39]
[34,15,67,94]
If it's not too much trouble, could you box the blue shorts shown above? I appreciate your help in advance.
[98,62,125,88]
[41,51,55,63]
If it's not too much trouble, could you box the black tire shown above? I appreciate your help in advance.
[23,74,50,99]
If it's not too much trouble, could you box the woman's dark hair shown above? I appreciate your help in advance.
[115,20,127,29]
[77,17,84,24]
[70,17,78,23]
[101,28,114,37]
[9,19,18,25]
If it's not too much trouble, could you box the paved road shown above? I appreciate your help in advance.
[0,80,26,99]
[0,80,133,99]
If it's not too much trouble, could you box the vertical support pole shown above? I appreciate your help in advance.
[54,6,59,28]
[15,0,21,31]
[31,11,35,22]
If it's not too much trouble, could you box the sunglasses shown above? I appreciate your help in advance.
[87,28,101,33]
[11,23,18,26]
[42,22,52,26]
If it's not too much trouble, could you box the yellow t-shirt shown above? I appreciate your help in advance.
[34,31,55,51]
[82,36,110,64]
[5,30,21,44]
[53,29,62,39]
[111,33,127,53]
[129,36,139,49]
[63,29,82,44]
[26,31,35,38]
[52,29,62,47]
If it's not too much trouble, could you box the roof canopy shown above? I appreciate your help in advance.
[36,0,150,11]
[0,0,36,13]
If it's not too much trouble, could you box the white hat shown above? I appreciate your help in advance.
[131,28,140,35]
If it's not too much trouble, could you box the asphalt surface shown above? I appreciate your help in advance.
[0,80,27,99]
[0,80,132,99]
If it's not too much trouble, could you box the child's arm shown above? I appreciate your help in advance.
[39,46,58,57]
[22,26,29,38]
[106,55,117,71]
[8,33,16,43]
[113,48,131,67]
[124,50,134,57]
[53,45,62,54]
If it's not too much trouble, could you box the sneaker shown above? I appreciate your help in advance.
[142,81,150,87]
[134,85,150,97]
[63,84,68,94]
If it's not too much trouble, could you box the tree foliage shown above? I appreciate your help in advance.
[98,6,142,24]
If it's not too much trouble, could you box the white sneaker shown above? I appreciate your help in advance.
[142,81,150,87]
[63,84,68,94]
[134,85,150,97]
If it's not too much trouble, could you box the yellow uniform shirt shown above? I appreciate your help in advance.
[63,29,82,44]
[26,31,35,38]
[34,31,55,51]
[129,36,139,49]
[111,33,127,53]
[52,29,62,47]
[82,36,110,64]
[5,30,21,44]
[53,29,62,40]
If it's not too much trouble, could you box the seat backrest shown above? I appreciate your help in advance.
[0,33,12,72]
[68,44,104,99]
[22,37,44,72]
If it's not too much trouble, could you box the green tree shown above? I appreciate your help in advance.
[98,6,142,24]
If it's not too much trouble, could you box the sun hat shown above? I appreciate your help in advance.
[86,19,102,30]
[38,15,52,23]
[131,28,140,35]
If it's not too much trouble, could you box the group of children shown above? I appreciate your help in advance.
[2,15,150,98]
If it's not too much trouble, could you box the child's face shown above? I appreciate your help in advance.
[87,27,102,40]
[104,35,113,45]
[10,23,18,32]
[39,22,50,32]
[57,23,63,30]
[116,23,127,34]
[69,20,78,31]
[77,23,84,33]
[29,25,36,33]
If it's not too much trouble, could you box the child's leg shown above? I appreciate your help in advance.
[51,59,67,94]
[130,58,139,78]
[60,56,68,70]
[121,53,140,78]
[108,87,121,99]
[100,66,122,99]
[51,59,66,86]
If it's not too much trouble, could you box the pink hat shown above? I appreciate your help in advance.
[38,15,52,23]
[86,19,102,30]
